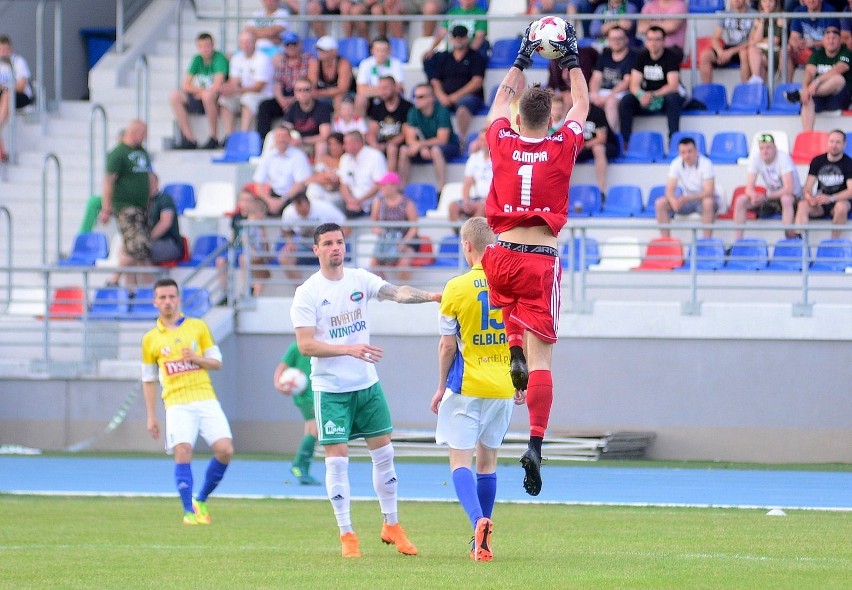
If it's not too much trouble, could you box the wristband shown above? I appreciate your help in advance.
[559,54,580,71]
[513,55,533,71]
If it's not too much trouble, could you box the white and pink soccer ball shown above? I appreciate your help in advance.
[528,16,569,60]
[278,367,308,395]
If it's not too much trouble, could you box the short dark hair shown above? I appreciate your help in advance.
[830,129,847,143]
[519,85,552,131]
[154,278,179,293]
[292,192,310,206]
[647,26,666,38]
[678,137,696,148]
[196,32,213,43]
[0,35,11,46]
[314,223,343,245]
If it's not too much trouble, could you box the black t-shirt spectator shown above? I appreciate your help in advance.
[367,97,412,144]
[595,48,636,91]
[429,48,487,99]
[582,104,619,156]
[809,153,852,196]
[284,101,333,138]
[634,48,680,93]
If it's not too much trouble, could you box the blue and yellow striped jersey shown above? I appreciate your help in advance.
[141,316,219,409]
[439,264,514,399]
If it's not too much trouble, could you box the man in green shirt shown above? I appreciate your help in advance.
[169,32,229,149]
[398,83,460,191]
[796,25,852,132]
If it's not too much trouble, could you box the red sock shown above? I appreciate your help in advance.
[526,370,553,439]
[503,306,524,348]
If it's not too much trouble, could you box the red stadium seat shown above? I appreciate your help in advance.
[791,131,829,165]
[718,186,764,220]
[633,237,684,271]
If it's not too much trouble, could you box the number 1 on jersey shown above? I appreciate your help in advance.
[518,164,532,206]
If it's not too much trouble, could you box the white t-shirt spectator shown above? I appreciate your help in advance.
[668,155,717,198]
[463,150,493,199]
[747,149,803,196]
[229,50,275,98]
[356,57,405,88]
[250,8,292,50]
[338,145,388,202]
[253,145,312,195]
[0,53,32,98]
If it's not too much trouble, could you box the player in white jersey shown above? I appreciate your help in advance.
[290,222,441,558]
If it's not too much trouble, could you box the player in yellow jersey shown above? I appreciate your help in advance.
[141,278,234,525]
[431,217,526,562]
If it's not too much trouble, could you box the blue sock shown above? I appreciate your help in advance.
[452,467,483,528]
[196,458,228,502]
[477,472,497,519]
[175,463,193,513]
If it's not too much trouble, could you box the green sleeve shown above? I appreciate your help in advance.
[187,54,203,76]
[213,52,229,76]
[105,145,124,175]
[282,341,299,366]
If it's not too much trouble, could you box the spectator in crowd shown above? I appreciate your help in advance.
[787,0,841,83]
[257,31,313,141]
[794,129,852,239]
[355,37,405,116]
[656,136,718,238]
[637,0,687,63]
[339,130,388,217]
[333,96,369,134]
[306,132,346,209]
[746,0,785,85]
[449,129,490,225]
[170,32,229,150]
[341,0,386,39]
[253,125,313,216]
[423,0,489,62]
[789,25,852,132]
[307,35,354,111]
[0,35,33,163]
[279,192,346,280]
[698,0,757,85]
[369,172,420,280]
[619,26,684,148]
[366,75,413,172]
[843,0,852,51]
[398,83,460,191]
[531,1,596,38]
[238,195,273,296]
[246,0,300,55]
[218,30,275,137]
[589,25,636,133]
[306,0,341,37]
[589,0,639,47]
[148,175,185,265]
[428,25,487,151]
[732,133,802,241]
[384,0,448,39]
[284,77,333,159]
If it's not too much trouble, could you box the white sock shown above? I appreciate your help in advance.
[369,443,398,524]
[325,456,353,533]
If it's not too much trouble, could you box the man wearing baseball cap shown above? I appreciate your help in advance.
[791,24,851,131]
[309,35,354,110]
[257,31,312,140]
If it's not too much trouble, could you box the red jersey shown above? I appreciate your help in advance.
[485,117,584,236]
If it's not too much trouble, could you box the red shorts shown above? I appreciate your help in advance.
[481,242,562,344]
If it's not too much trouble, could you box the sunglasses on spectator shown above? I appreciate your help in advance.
[414,93,431,99]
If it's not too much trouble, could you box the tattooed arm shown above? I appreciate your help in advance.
[377,283,442,304]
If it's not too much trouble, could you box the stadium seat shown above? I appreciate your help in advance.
[810,238,852,272]
[389,37,409,62]
[597,184,643,217]
[433,235,461,267]
[182,287,211,317]
[338,37,369,67]
[488,38,519,68]
[404,36,435,73]
[155,236,191,268]
[426,181,462,220]
[765,238,810,272]
[126,288,158,320]
[179,234,228,267]
[717,185,762,220]
[633,237,684,271]
[614,131,665,163]
[183,181,237,218]
[301,37,318,56]
[667,131,707,160]
[589,237,642,271]
[58,232,109,266]
[722,83,768,115]
[722,238,769,271]
[212,131,262,163]
[561,236,601,270]
[846,139,852,159]
[162,183,196,214]
[48,287,85,319]
[95,234,124,269]
[404,183,439,216]
[636,185,678,218]
[90,287,131,319]
[410,236,434,267]
[689,0,725,14]
[791,131,829,165]
[678,237,726,271]
[765,83,802,115]
[709,131,749,164]
[568,184,602,216]
[683,83,728,115]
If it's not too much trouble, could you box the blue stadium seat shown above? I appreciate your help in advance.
[126,288,159,320]
[667,131,707,160]
[765,83,802,115]
[162,183,196,214]
[810,239,852,272]
[404,183,439,216]
[182,287,211,317]
[301,37,318,56]
[765,238,810,272]
[722,238,769,271]
[179,234,228,267]
[614,131,665,163]
[488,38,519,68]
[677,238,726,271]
[389,37,409,62]
[338,37,369,67]
[597,184,643,217]
[58,232,109,266]
[90,287,131,320]
[568,184,602,217]
[433,235,461,267]
[683,83,728,115]
[689,0,724,13]
[722,83,768,115]
[212,131,262,163]
[561,237,600,270]
[709,131,749,164]
[636,185,679,218]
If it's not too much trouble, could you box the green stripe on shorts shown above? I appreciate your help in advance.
[314,382,393,445]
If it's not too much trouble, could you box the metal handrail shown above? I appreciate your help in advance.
[0,206,11,310]
[88,104,108,198]
[6,57,17,165]
[135,54,149,126]
[40,153,61,266]
[35,0,61,114]
[116,0,125,54]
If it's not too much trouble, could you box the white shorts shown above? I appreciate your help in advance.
[165,399,233,452]
[435,390,513,450]
[598,88,627,101]
[218,92,266,116]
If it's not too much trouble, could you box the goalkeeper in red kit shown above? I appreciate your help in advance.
[481,21,588,496]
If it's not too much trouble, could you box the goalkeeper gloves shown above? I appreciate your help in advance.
[550,22,580,70]
[513,23,542,71]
